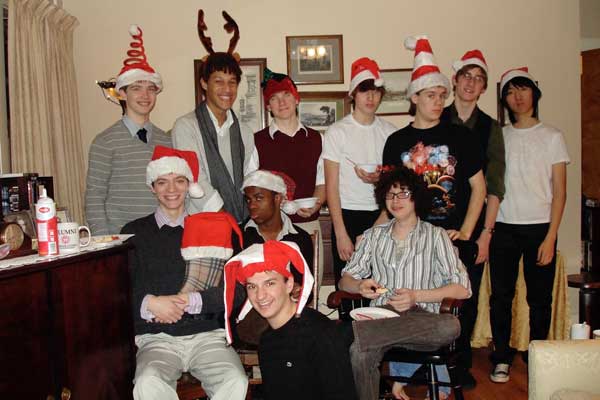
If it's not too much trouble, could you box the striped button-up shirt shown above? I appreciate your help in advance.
[342,218,470,313]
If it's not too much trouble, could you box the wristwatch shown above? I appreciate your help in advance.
[482,227,495,234]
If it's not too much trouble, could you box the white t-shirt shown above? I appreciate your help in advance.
[497,122,570,224]
[322,114,397,210]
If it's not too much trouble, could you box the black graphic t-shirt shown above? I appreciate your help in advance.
[383,121,482,230]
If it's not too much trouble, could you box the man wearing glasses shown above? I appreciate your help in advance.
[440,50,505,388]
[339,166,470,400]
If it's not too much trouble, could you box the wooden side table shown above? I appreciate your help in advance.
[567,272,600,331]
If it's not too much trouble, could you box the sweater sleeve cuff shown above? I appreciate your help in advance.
[140,295,155,321]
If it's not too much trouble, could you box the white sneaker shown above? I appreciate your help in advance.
[490,363,510,383]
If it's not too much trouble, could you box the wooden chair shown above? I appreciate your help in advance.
[176,373,207,400]
[327,291,465,400]
[310,230,320,309]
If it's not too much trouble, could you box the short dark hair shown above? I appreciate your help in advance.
[374,166,430,219]
[202,52,242,83]
[454,64,488,90]
[500,76,542,123]
[408,101,417,116]
[350,79,386,108]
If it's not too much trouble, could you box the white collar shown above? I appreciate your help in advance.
[268,120,308,139]
[206,106,234,135]
[244,211,298,241]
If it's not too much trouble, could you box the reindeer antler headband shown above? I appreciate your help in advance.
[197,9,240,61]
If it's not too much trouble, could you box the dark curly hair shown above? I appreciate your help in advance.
[374,165,431,219]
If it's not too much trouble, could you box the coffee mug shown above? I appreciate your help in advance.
[593,329,600,339]
[570,322,591,340]
[58,222,91,254]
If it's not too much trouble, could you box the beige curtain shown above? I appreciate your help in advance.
[472,251,570,350]
[8,0,85,224]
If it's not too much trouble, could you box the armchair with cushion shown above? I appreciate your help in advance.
[529,340,600,400]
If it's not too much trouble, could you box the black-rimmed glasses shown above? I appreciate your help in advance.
[385,190,412,200]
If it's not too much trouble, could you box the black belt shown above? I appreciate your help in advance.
[181,312,222,321]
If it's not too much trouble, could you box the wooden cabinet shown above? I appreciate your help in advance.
[0,244,135,399]
[319,212,335,286]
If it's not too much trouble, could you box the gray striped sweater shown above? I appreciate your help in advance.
[84,120,171,235]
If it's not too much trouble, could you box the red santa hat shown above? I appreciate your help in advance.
[223,240,314,344]
[452,49,488,73]
[181,212,243,260]
[242,170,298,215]
[500,66,537,94]
[348,57,384,95]
[404,35,450,98]
[262,69,300,103]
[115,25,163,92]
[146,145,204,198]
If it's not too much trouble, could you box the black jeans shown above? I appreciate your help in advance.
[331,209,381,289]
[455,260,483,371]
[488,222,556,365]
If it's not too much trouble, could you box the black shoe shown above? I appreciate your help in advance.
[460,369,477,389]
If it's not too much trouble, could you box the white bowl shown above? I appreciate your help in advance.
[294,197,318,209]
[357,163,378,173]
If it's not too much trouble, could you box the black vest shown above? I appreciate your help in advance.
[441,105,493,173]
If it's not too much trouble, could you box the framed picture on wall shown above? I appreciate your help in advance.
[194,58,268,133]
[377,68,412,116]
[298,91,350,133]
[286,35,344,85]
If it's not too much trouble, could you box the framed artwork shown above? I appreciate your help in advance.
[56,207,71,224]
[194,58,268,133]
[298,91,351,133]
[4,211,36,239]
[286,35,344,85]
[377,68,412,116]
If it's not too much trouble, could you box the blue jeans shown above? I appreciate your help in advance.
[389,362,451,396]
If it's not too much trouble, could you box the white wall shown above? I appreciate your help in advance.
[63,0,582,320]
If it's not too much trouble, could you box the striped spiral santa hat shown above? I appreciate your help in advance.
[116,25,163,92]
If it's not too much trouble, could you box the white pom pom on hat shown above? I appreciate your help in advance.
[129,24,141,36]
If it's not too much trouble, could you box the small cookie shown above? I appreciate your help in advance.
[375,287,388,294]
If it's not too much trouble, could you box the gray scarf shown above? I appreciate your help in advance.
[195,102,247,222]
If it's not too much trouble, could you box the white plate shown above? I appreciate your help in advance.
[350,307,399,321]
[294,197,318,209]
